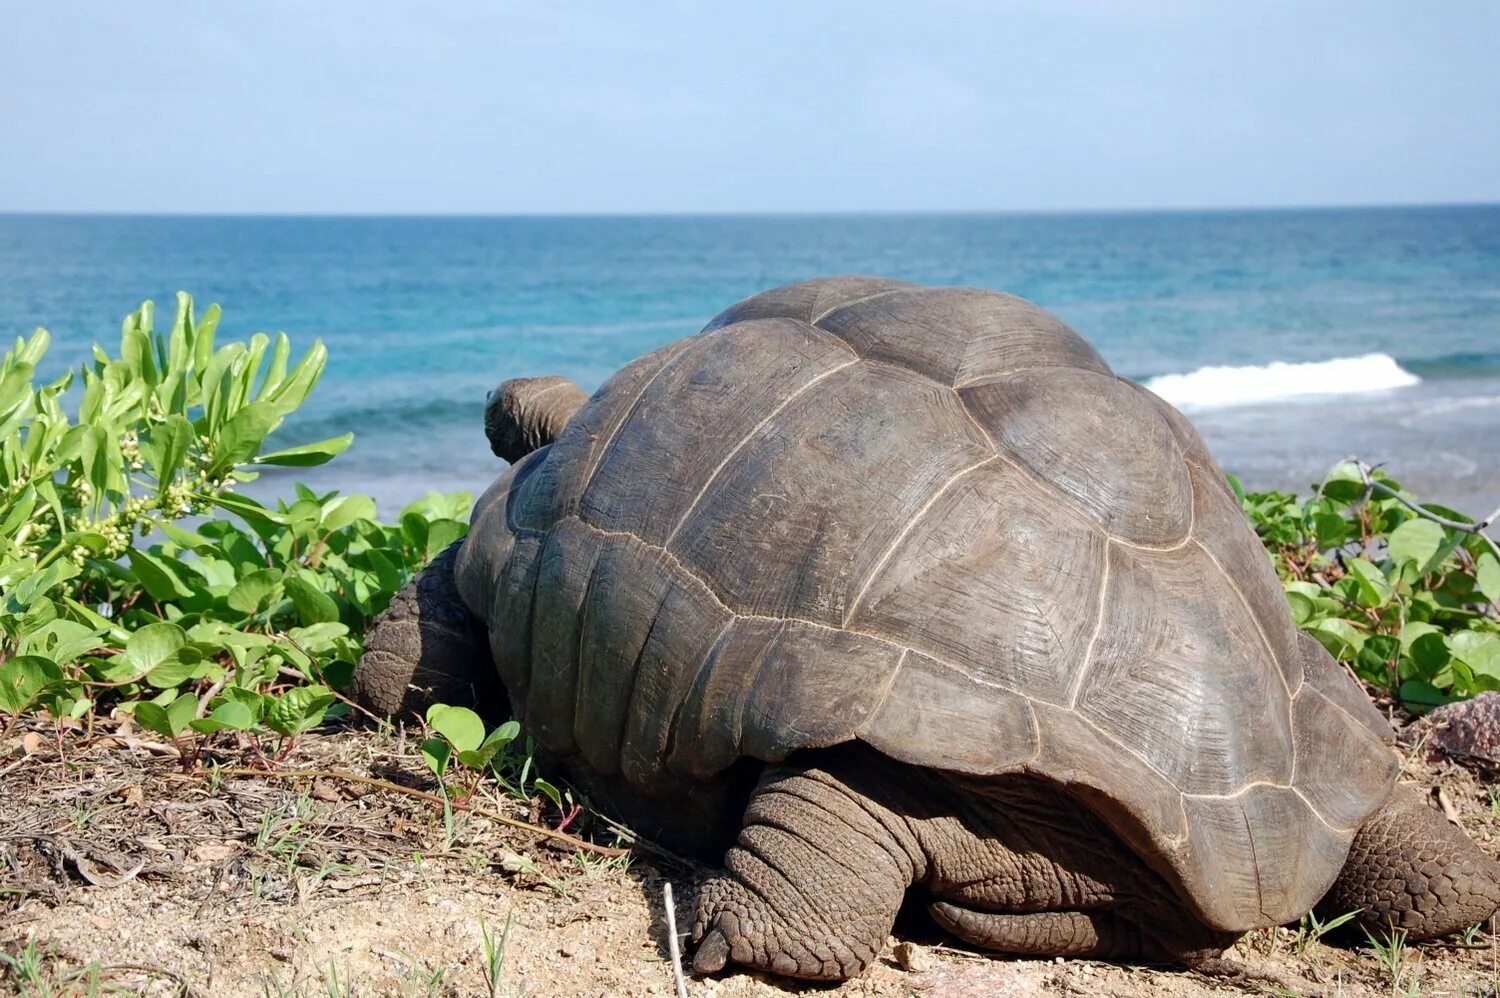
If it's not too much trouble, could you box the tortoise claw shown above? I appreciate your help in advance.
[692,926,730,974]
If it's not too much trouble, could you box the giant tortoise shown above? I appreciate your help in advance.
[354,277,1500,980]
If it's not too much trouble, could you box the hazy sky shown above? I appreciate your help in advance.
[3,1,1496,213]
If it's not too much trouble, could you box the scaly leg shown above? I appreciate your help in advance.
[691,760,922,980]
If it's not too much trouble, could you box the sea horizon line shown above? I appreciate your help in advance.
[2,201,1499,222]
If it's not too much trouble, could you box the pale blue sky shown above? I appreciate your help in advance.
[3,1,1496,213]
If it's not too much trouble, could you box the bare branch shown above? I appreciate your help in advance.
[1344,457,1500,562]
[664,880,690,998]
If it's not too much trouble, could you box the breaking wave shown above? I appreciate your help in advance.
[1141,353,1420,410]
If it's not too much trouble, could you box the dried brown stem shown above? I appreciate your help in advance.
[173,767,629,858]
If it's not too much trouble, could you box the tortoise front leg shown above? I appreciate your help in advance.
[691,760,924,980]
[354,540,503,719]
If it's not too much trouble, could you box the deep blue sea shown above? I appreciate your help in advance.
[2,209,1498,514]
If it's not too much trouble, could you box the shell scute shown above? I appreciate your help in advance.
[849,457,1107,703]
[515,339,693,533]
[667,360,992,624]
[701,276,917,332]
[858,649,1039,774]
[817,285,1111,386]
[961,369,1194,546]
[1187,460,1306,693]
[1181,787,1342,928]
[581,318,854,546]
[1076,541,1295,796]
[666,617,904,780]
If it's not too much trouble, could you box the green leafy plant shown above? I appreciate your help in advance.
[0,294,469,760]
[421,705,522,783]
[1237,460,1500,714]
[418,702,580,832]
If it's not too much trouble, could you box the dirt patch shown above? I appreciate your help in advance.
[2,719,1498,997]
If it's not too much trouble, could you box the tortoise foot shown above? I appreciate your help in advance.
[691,873,878,981]
[690,761,915,981]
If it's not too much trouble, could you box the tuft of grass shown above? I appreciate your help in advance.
[1364,925,1418,996]
[1290,907,1362,957]
[479,909,516,998]
[0,942,175,998]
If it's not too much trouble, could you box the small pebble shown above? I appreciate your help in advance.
[894,940,931,973]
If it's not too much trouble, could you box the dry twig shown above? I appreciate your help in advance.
[171,767,628,857]
[664,880,690,998]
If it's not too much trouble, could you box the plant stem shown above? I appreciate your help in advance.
[184,767,630,857]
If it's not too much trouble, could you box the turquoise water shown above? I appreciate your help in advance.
[2,208,1498,512]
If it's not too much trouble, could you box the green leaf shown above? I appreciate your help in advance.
[227,568,283,616]
[1355,634,1401,685]
[1451,631,1500,680]
[263,340,327,414]
[145,647,204,689]
[1406,631,1452,680]
[256,433,354,467]
[320,659,356,689]
[456,720,521,770]
[1312,512,1351,549]
[212,400,281,471]
[283,576,341,625]
[420,737,452,778]
[426,704,485,753]
[124,622,188,677]
[1387,518,1446,570]
[134,692,198,739]
[424,518,467,561]
[287,622,349,646]
[1477,552,1500,605]
[126,548,198,602]
[532,778,564,811]
[4,559,79,612]
[265,685,335,736]
[1308,618,1365,660]
[1319,462,1368,506]
[216,686,268,720]
[208,493,288,530]
[0,656,64,714]
[0,360,34,414]
[0,486,38,537]
[1345,558,1394,608]
[1284,590,1318,626]
[1398,679,1461,715]
[190,700,256,733]
[18,618,104,666]
[321,493,378,533]
[144,415,195,495]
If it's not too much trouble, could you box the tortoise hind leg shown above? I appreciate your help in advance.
[930,906,1143,959]
[354,539,504,720]
[1318,783,1500,939]
[928,904,1231,964]
[692,759,922,980]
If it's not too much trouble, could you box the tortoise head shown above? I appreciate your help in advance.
[483,375,589,463]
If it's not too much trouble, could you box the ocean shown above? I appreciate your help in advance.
[2,208,1498,517]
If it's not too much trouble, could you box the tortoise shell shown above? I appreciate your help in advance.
[455,277,1397,932]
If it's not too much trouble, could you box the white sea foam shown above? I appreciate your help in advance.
[1141,353,1420,410]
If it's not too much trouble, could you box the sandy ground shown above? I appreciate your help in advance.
[3,716,1499,998]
